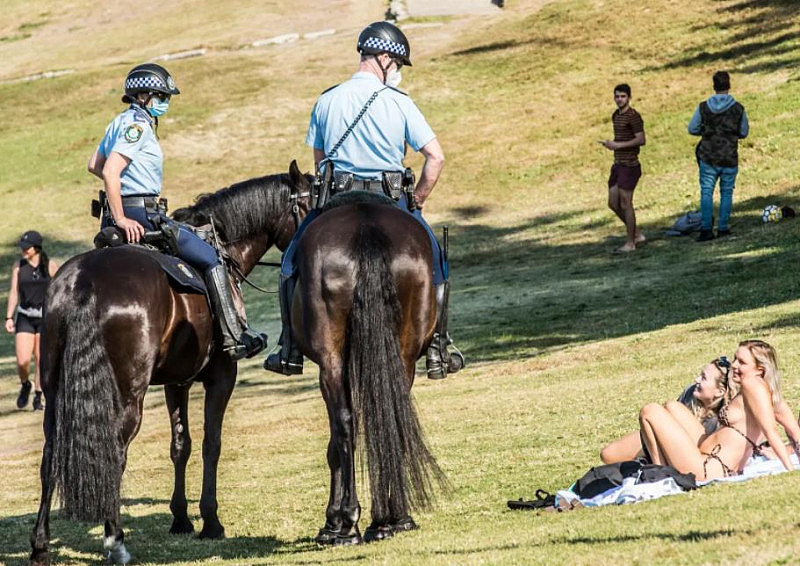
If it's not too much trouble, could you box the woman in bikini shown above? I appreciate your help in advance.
[639,340,800,480]
[600,356,736,464]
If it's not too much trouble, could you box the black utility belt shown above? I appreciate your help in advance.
[121,195,160,208]
[92,190,168,218]
[332,171,409,201]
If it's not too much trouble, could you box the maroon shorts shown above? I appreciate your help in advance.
[608,163,642,191]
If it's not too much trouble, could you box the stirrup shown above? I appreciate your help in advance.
[225,329,268,361]
[263,350,303,375]
[426,333,464,379]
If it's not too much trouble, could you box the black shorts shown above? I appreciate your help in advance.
[15,313,42,334]
[608,163,642,191]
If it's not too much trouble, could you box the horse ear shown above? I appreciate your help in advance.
[288,159,310,194]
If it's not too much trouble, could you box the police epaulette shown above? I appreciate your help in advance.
[386,85,408,96]
[320,84,340,95]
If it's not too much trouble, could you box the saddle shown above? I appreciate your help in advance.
[93,226,206,294]
[320,189,398,213]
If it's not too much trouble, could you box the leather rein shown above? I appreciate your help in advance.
[226,190,310,294]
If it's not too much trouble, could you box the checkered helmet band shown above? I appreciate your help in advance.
[126,75,167,92]
[361,36,407,57]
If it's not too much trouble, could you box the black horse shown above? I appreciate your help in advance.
[29,161,311,565]
[290,193,447,545]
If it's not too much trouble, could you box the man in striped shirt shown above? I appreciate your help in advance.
[600,83,646,253]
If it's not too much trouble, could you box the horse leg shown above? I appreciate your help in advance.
[30,403,56,566]
[165,384,194,534]
[100,395,148,565]
[197,354,236,539]
[319,366,362,546]
[314,435,344,544]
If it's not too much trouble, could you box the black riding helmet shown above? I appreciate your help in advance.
[122,63,181,103]
[356,21,412,67]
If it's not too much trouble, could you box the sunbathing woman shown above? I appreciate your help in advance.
[639,340,800,480]
[600,356,735,464]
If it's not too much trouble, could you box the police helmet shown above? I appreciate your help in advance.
[357,21,412,67]
[122,63,180,103]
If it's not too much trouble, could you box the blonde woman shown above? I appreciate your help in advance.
[640,340,800,480]
[601,356,736,464]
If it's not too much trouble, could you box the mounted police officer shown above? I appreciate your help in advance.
[263,22,464,379]
[87,63,266,360]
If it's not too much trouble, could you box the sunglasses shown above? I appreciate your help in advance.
[152,92,171,102]
[715,356,730,379]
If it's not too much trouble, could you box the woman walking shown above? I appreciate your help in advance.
[5,230,58,410]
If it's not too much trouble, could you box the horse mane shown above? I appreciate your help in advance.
[172,172,301,242]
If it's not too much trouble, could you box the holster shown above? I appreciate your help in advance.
[312,164,333,209]
[91,190,106,219]
[381,171,404,201]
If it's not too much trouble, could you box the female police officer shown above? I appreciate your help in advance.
[87,63,266,360]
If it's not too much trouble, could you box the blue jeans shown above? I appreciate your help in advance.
[103,206,220,272]
[698,159,737,231]
[280,194,447,284]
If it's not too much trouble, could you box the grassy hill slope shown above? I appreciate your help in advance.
[3,0,800,564]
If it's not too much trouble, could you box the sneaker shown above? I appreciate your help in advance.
[32,391,43,411]
[717,229,731,237]
[696,230,715,242]
[16,380,32,409]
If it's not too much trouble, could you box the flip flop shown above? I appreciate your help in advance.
[507,489,556,510]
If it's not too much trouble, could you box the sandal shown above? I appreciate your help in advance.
[507,489,556,510]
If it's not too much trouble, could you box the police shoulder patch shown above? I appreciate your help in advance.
[123,123,144,143]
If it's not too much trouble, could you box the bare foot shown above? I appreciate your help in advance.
[635,232,647,245]
[614,243,636,254]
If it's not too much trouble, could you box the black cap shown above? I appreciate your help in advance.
[18,230,42,249]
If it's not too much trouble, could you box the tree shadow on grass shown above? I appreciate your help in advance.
[551,528,744,545]
[0,510,321,566]
[445,192,800,363]
[646,0,800,73]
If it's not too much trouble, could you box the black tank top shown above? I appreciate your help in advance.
[18,258,50,310]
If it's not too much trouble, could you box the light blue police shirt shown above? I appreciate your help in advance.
[97,105,162,196]
[306,72,436,180]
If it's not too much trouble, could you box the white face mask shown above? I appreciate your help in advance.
[385,68,402,88]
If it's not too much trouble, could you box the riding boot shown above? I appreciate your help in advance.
[263,274,303,375]
[426,280,465,380]
[205,264,268,361]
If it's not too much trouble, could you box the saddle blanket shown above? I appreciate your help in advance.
[124,245,207,294]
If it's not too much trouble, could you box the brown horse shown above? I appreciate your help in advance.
[290,192,447,545]
[29,162,311,565]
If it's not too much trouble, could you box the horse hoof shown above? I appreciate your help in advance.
[332,534,363,546]
[169,518,195,535]
[314,527,340,545]
[390,517,418,533]
[29,550,50,566]
[364,525,394,543]
[197,524,225,539]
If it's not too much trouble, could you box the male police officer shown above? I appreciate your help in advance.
[263,21,463,379]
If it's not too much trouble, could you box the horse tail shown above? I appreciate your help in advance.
[345,222,445,523]
[51,291,124,522]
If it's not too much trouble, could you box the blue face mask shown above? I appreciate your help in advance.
[148,98,170,117]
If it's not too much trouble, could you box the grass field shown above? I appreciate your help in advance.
[3,0,800,564]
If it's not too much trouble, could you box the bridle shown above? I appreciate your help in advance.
[224,187,310,293]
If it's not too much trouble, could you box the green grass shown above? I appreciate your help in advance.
[4,0,800,564]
